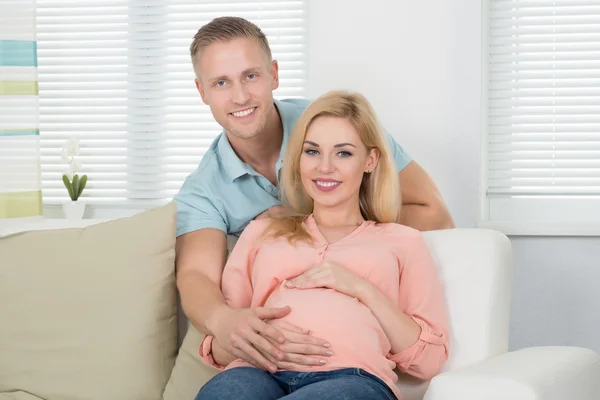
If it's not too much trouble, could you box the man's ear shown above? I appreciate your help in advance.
[195,78,208,105]
[270,59,280,91]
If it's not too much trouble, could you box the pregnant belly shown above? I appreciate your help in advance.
[263,285,391,365]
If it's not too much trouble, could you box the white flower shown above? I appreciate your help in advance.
[71,159,82,174]
[61,148,70,163]
[62,138,80,157]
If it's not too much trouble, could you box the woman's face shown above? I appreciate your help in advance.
[299,116,378,211]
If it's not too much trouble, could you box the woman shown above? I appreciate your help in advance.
[196,90,450,400]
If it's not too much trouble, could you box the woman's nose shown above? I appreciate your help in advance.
[317,156,335,173]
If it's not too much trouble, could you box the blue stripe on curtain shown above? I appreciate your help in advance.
[0,40,38,67]
[0,129,40,136]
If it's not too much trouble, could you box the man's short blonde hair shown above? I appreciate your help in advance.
[190,16,272,69]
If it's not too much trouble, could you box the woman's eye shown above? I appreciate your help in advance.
[304,149,319,155]
[338,151,352,157]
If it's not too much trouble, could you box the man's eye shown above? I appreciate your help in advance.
[216,81,226,87]
[248,73,256,79]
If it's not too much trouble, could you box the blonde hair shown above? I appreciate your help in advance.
[190,16,272,71]
[266,90,402,244]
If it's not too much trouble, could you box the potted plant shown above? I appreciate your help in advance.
[61,138,88,219]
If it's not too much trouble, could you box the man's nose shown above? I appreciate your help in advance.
[231,82,249,105]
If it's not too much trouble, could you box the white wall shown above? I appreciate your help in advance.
[307,0,482,229]
[307,0,600,354]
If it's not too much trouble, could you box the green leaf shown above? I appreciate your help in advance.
[72,174,80,200]
[62,175,75,200]
[78,175,87,198]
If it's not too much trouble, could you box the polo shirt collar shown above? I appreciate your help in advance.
[274,98,297,179]
[218,132,249,182]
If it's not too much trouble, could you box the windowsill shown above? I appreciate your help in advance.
[43,203,151,220]
[477,221,600,237]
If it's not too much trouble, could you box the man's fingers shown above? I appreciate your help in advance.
[279,329,330,347]
[249,319,286,359]
[276,320,310,334]
[229,347,267,371]
[256,306,291,322]
[252,317,286,345]
[233,335,278,373]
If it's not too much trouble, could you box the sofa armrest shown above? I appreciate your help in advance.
[424,346,600,400]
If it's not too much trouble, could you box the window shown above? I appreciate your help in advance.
[36,0,308,210]
[482,0,600,234]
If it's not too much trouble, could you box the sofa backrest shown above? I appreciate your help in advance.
[396,228,513,399]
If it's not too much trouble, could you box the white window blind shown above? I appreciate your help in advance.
[484,0,600,228]
[36,0,307,207]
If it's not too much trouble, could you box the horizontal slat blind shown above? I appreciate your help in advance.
[36,0,307,206]
[487,0,600,199]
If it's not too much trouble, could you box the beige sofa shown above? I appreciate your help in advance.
[1,203,599,400]
[0,204,219,400]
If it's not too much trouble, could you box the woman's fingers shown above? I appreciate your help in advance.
[280,342,334,358]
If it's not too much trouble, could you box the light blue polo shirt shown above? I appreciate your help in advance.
[173,98,412,237]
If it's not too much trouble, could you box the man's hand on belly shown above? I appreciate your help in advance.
[211,305,289,372]
[261,320,334,369]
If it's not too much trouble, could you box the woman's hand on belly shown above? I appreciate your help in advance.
[284,260,367,299]
[260,320,334,369]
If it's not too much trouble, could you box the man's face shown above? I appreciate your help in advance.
[195,38,279,140]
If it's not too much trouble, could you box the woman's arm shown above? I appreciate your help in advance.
[355,281,422,354]
[367,231,450,380]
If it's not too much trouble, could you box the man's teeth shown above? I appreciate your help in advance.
[316,181,340,187]
[232,107,256,117]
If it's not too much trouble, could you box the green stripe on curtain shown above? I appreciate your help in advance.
[0,80,38,95]
[0,191,43,219]
[0,40,38,67]
[0,129,40,136]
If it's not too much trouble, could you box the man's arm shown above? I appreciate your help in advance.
[398,161,455,231]
[175,228,287,371]
[175,228,228,334]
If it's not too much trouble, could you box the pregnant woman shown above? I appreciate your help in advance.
[196,90,450,400]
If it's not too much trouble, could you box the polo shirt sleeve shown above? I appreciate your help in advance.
[173,173,227,237]
[384,129,412,171]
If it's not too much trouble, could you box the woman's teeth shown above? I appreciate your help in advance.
[316,181,340,187]
[232,107,256,117]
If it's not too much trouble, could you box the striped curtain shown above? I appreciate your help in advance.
[0,0,43,219]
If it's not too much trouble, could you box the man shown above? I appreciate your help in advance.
[174,16,454,374]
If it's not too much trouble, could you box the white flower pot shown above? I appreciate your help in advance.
[62,201,86,220]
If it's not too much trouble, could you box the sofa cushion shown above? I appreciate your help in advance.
[0,203,178,400]
[163,234,239,400]
[162,324,218,400]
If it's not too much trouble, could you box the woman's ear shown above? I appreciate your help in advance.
[365,148,380,172]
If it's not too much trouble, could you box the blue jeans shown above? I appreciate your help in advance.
[196,367,397,400]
